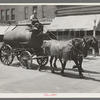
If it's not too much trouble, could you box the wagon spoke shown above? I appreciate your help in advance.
[37,57,48,66]
[20,51,32,69]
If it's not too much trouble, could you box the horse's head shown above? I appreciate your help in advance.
[72,38,87,56]
[42,41,50,48]
[91,37,99,53]
[42,40,56,48]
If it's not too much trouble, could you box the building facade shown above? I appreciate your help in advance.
[1,5,100,24]
[56,5,100,16]
[53,5,100,40]
[0,5,100,37]
[0,5,56,25]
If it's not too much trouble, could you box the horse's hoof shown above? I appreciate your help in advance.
[39,68,41,71]
[61,71,64,75]
[51,69,55,73]
[73,65,77,69]
[79,75,85,78]
[38,66,42,71]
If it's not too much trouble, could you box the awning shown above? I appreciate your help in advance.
[0,26,15,35]
[48,14,100,31]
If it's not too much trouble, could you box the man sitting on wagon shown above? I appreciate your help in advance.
[30,10,43,35]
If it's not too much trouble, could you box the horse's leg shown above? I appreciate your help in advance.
[79,56,84,72]
[53,57,57,68]
[73,56,84,72]
[61,60,67,75]
[73,59,84,78]
[50,56,55,73]
[72,57,78,69]
[53,57,63,68]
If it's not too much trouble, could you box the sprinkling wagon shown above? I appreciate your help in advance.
[0,20,48,69]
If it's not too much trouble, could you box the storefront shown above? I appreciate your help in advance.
[48,14,100,39]
[48,14,100,55]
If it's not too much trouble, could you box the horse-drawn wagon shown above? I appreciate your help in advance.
[0,20,48,69]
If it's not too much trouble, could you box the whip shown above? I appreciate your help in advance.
[43,25,58,40]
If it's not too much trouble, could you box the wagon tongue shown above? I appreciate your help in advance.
[32,56,48,59]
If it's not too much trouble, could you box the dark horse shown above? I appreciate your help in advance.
[72,37,99,71]
[42,38,87,78]
[52,37,99,72]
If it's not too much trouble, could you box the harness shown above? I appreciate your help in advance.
[68,38,87,60]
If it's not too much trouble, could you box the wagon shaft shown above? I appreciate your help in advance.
[32,55,48,59]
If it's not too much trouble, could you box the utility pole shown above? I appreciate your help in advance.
[93,17,96,37]
[93,16,96,55]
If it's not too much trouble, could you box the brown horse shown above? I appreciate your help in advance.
[42,38,87,78]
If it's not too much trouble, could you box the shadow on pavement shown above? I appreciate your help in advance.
[52,71,100,82]
[52,71,82,79]
[11,62,21,67]
[85,57,99,60]
[11,62,100,82]
[11,62,39,70]
[84,76,100,82]
[11,61,51,71]
[66,68,100,74]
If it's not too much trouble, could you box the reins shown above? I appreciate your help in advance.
[68,43,83,54]
[43,25,58,40]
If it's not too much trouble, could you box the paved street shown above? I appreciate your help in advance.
[0,56,100,93]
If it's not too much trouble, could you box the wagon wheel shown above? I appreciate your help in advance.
[20,51,32,69]
[16,51,21,61]
[37,56,48,66]
[0,44,14,65]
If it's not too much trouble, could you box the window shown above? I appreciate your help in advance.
[96,31,100,35]
[24,7,28,19]
[42,5,46,18]
[6,9,10,21]
[11,8,15,20]
[87,31,93,35]
[33,6,37,15]
[1,10,5,20]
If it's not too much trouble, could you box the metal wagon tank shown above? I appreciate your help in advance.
[0,21,48,69]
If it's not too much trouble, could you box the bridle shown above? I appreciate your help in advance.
[68,38,87,59]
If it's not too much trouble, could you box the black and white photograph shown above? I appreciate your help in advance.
[0,4,100,97]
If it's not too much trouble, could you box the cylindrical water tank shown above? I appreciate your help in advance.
[3,25,43,48]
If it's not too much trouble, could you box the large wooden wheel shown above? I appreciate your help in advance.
[37,56,48,66]
[0,44,14,65]
[20,51,32,69]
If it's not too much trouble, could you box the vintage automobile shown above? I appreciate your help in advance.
[0,20,48,69]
